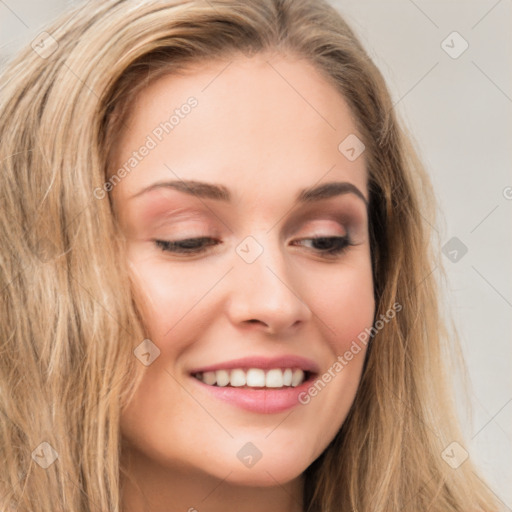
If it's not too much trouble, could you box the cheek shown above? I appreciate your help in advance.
[128,249,226,340]
[130,241,375,357]
[294,267,374,459]
[307,253,375,353]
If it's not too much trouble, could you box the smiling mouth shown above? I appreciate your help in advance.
[191,368,314,389]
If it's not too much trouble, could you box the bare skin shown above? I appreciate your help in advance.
[112,52,375,512]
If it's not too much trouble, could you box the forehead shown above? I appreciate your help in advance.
[111,53,368,204]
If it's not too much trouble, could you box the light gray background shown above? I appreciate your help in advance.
[1,0,511,507]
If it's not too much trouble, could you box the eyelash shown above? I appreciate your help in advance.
[154,236,354,258]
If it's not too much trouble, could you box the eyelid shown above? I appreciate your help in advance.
[144,204,362,244]
[282,206,362,238]
[299,218,348,233]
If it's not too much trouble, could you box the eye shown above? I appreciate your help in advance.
[291,236,353,257]
[154,237,220,254]
[153,235,353,258]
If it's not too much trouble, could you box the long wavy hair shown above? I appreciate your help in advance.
[0,0,502,510]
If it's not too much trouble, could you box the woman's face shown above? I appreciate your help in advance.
[113,53,375,488]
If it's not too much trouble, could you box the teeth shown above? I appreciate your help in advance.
[291,369,304,387]
[246,368,265,387]
[230,369,246,387]
[265,368,283,388]
[215,369,230,387]
[194,368,308,388]
[202,371,217,385]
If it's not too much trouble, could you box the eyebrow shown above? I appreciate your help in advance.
[129,179,369,206]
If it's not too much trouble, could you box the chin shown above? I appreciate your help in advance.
[192,439,312,486]
[210,459,306,487]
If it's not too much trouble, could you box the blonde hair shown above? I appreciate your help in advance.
[0,0,502,510]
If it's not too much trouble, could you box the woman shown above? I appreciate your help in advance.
[0,0,502,510]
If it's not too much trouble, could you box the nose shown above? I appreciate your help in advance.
[225,239,312,335]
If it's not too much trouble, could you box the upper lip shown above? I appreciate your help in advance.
[189,355,320,375]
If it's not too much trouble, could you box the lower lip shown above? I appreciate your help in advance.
[190,375,315,414]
